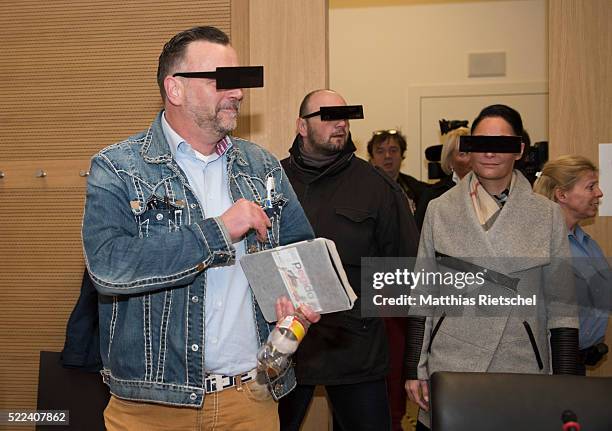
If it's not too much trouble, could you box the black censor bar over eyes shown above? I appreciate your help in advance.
[302,105,364,121]
[459,135,522,153]
[173,66,264,89]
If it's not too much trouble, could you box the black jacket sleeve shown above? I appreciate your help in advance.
[404,316,426,380]
[550,327,579,375]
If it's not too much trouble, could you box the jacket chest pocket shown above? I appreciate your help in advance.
[133,197,186,238]
[233,172,287,247]
[265,195,288,246]
[130,177,188,238]
[333,207,377,265]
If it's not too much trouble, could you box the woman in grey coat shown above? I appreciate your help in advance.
[404,105,579,430]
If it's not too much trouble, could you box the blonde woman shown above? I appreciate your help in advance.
[414,127,471,229]
[534,155,610,374]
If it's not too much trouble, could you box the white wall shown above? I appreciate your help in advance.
[329,0,547,179]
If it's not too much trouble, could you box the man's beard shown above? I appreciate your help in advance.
[306,127,347,155]
[192,100,241,137]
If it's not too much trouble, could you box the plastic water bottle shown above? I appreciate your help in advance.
[257,310,311,377]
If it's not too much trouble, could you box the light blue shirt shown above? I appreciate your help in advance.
[162,112,258,375]
[568,225,611,350]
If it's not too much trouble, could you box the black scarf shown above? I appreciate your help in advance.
[288,133,357,178]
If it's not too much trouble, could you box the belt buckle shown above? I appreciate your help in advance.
[205,370,256,394]
[221,375,235,391]
[216,375,225,391]
[205,374,227,393]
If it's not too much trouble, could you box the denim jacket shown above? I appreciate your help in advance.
[82,111,314,406]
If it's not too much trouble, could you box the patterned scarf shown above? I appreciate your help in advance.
[469,173,514,231]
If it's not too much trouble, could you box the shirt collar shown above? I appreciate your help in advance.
[161,111,232,159]
[569,224,588,245]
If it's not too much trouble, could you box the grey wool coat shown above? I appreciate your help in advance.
[409,171,578,410]
[409,171,578,425]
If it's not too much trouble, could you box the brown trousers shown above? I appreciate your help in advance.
[104,381,279,431]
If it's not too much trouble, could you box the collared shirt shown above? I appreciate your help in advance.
[452,170,461,185]
[492,188,510,207]
[161,112,258,375]
[568,225,611,349]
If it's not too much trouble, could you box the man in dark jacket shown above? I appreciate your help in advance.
[367,129,429,215]
[278,89,420,431]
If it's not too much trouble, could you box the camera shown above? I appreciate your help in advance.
[439,119,469,135]
[425,119,470,180]
[515,140,548,185]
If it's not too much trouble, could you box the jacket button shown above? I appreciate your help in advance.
[190,203,197,209]
[189,393,197,401]
[196,263,205,271]
[191,344,199,352]
[156,213,163,221]
[191,296,199,303]
[274,384,282,393]
[248,245,257,253]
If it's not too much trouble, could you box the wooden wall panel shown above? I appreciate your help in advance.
[0,0,230,161]
[549,0,612,376]
[246,0,329,158]
[230,0,252,139]
[0,188,86,410]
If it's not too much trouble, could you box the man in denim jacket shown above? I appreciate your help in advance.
[82,26,315,430]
